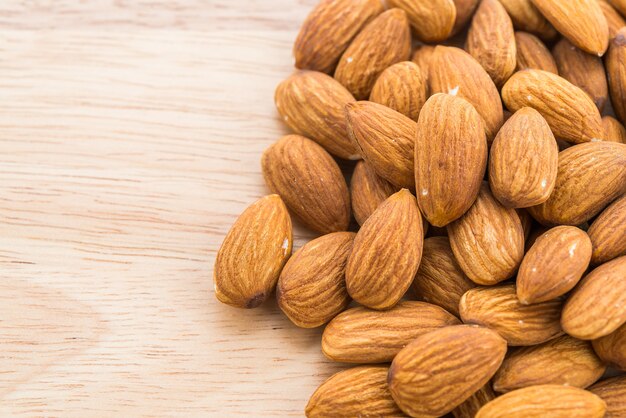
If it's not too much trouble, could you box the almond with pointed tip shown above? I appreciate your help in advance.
[593,323,626,371]
[452,384,497,418]
[350,161,397,226]
[369,61,427,122]
[589,376,626,418]
[387,0,456,42]
[603,115,626,143]
[214,195,292,309]
[599,0,626,38]
[607,28,626,125]
[498,0,557,40]
[514,32,558,73]
[588,194,626,265]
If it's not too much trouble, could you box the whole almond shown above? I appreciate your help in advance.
[346,101,416,189]
[452,384,497,418]
[275,71,358,159]
[305,366,405,418]
[350,160,397,226]
[261,135,350,234]
[346,189,423,310]
[514,31,558,73]
[502,69,604,144]
[412,236,477,316]
[588,194,626,265]
[466,0,517,87]
[448,184,525,285]
[607,28,626,125]
[335,8,411,100]
[276,232,354,328]
[459,284,564,345]
[387,0,456,42]
[527,142,626,226]
[322,301,460,363]
[488,107,558,208]
[452,0,480,35]
[600,0,626,38]
[603,115,626,143]
[589,376,626,418]
[517,226,592,304]
[562,255,626,340]
[593,323,626,371]
[388,325,507,417]
[530,0,609,56]
[412,44,436,74]
[493,335,606,392]
[429,46,503,141]
[293,0,384,74]
[476,385,607,418]
[498,0,557,40]
[214,195,292,308]
[369,61,427,122]
[415,94,487,227]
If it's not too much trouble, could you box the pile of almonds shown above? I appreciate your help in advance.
[214,0,626,416]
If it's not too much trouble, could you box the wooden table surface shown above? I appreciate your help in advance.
[0,1,346,416]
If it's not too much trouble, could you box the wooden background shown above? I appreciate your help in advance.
[0,1,346,416]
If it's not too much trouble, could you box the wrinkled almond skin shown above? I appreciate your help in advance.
[600,0,626,38]
[388,325,507,417]
[415,94,487,227]
[466,0,517,87]
[527,142,626,226]
[350,161,397,226]
[369,61,427,122]
[214,195,292,309]
[530,0,610,56]
[609,0,626,15]
[335,8,411,100]
[346,101,416,189]
[589,376,626,418]
[517,226,592,304]
[305,366,405,418]
[261,135,350,234]
[452,0,480,35]
[276,232,354,328]
[346,189,423,310]
[593,323,626,371]
[387,0,456,42]
[452,384,497,418]
[514,31,558,73]
[517,208,534,242]
[493,336,606,392]
[489,107,558,208]
[293,0,384,74]
[588,194,626,265]
[498,0,557,40]
[476,385,607,418]
[412,237,477,317]
[502,69,604,144]
[322,301,460,363]
[553,38,609,112]
[562,256,626,340]
[275,71,358,159]
[608,29,626,126]
[460,284,564,346]
[429,46,503,141]
[448,184,525,285]
[603,116,626,143]
[412,44,436,75]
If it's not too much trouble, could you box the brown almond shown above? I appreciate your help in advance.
[415,94,487,227]
[452,0,480,35]
[350,160,397,226]
[261,135,350,234]
[517,226,592,304]
[369,61,427,122]
[346,101,416,189]
[293,0,384,74]
[276,232,354,328]
[452,384,497,418]
[603,115,626,143]
[593,323,626,371]
[412,44,436,74]
[498,0,558,40]
[214,195,292,308]
[459,284,564,345]
[599,0,626,39]
[322,301,460,363]
[589,376,626,418]
[562,255,626,340]
[335,8,411,100]
[275,71,358,159]
[588,194,626,265]
[514,31,558,73]
[346,189,423,310]
[607,28,626,125]
[387,0,457,42]
[388,325,507,417]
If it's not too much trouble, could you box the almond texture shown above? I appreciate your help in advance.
[607,28,626,125]
[589,376,626,418]
[350,160,397,226]
[599,0,626,38]
[514,31,558,73]
[593,323,626,371]
[412,44,436,74]
[369,61,427,122]
[452,385,497,418]
[387,0,456,42]
[498,0,557,40]
[603,115,626,143]
[588,194,626,265]
[452,0,480,35]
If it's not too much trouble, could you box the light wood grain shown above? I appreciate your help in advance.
[0,1,353,416]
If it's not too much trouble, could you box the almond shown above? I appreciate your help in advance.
[448,184,525,285]
[459,284,564,345]
[261,135,350,234]
[350,160,397,226]
[476,385,607,418]
[593,323,626,371]
[527,142,626,226]
[412,236,477,316]
[321,301,460,363]
[466,0,517,87]
[346,189,423,310]
[387,0,456,42]
[415,94,487,227]
[608,0,626,18]
[334,8,411,100]
[213,195,292,308]
[305,366,405,418]
[589,376,626,418]
[502,69,604,144]
[452,384,497,418]
[388,325,507,417]
[530,0,609,56]
[275,71,358,159]
[498,0,557,40]
[293,0,384,74]
[428,47,503,142]
[517,226,592,304]
[607,28,626,125]
[599,0,626,39]
[411,44,436,74]
[562,255,626,340]
[488,107,558,208]
[514,31,558,73]
[603,115,626,143]
[588,194,626,265]
[277,232,354,328]
[369,61,427,122]
[346,101,416,189]
[452,0,480,35]
[493,335,606,392]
